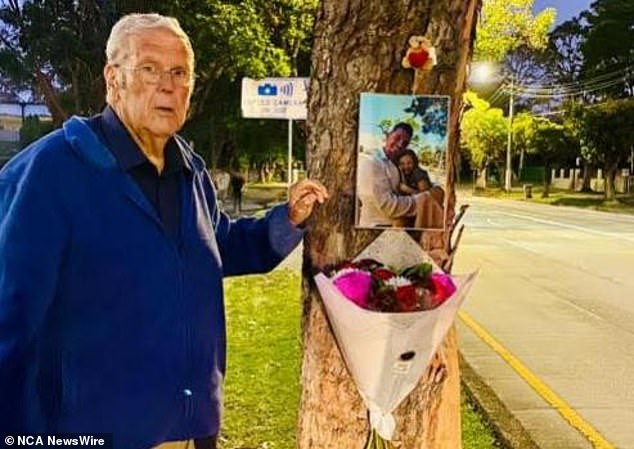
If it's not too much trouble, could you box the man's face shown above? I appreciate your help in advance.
[384,128,411,159]
[106,28,193,140]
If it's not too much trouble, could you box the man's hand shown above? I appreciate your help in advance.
[288,179,329,226]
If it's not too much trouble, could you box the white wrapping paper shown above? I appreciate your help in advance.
[314,231,478,440]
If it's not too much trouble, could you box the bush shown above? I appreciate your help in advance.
[520,166,545,183]
[20,115,54,149]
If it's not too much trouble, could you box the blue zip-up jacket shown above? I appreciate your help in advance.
[0,116,303,447]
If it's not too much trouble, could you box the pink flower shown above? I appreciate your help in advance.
[333,270,373,307]
[429,273,457,308]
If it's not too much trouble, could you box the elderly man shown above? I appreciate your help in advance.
[357,123,425,227]
[0,13,327,449]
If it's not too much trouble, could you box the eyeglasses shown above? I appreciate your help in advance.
[115,64,194,87]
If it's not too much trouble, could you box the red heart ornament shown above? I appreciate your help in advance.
[408,49,430,69]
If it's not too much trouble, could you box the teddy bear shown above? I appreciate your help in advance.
[402,35,437,71]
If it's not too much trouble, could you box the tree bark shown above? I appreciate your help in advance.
[581,163,593,192]
[35,70,67,127]
[604,163,618,202]
[298,1,480,448]
[541,163,551,198]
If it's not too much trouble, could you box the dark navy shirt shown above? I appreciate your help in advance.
[87,107,186,241]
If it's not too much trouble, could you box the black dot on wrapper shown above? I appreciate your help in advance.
[400,351,416,361]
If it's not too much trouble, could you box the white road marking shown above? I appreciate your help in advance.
[492,211,634,243]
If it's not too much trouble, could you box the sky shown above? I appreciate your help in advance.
[533,0,594,24]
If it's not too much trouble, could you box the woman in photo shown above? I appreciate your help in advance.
[396,149,432,194]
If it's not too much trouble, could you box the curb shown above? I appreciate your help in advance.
[459,353,541,449]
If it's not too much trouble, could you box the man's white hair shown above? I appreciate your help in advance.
[105,13,195,103]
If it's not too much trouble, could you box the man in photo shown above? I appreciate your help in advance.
[357,122,428,228]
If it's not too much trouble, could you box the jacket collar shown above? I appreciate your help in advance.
[62,114,205,175]
[99,107,187,175]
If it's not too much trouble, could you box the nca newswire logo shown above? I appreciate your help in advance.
[3,434,112,448]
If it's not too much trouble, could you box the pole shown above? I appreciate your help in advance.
[505,77,514,191]
[288,119,293,192]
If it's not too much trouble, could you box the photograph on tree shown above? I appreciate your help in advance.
[355,93,450,230]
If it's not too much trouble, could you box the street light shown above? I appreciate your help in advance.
[504,76,514,192]
[470,62,495,84]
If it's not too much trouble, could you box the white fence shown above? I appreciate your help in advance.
[0,130,19,142]
[551,168,632,193]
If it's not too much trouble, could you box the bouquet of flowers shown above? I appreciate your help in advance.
[326,258,457,313]
[314,231,478,449]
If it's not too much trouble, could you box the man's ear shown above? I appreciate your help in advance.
[104,64,117,89]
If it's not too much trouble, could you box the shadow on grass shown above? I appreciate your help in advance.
[549,196,605,208]
[547,193,634,214]
[467,184,634,215]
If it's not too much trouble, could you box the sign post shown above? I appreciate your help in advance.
[241,77,309,191]
[288,119,293,189]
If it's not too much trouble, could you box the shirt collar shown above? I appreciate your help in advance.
[376,148,389,162]
[100,106,188,174]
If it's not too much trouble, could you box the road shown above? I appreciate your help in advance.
[454,195,634,449]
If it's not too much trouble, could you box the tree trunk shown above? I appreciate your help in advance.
[298,1,480,448]
[541,163,551,198]
[475,167,487,189]
[604,164,618,202]
[35,70,67,127]
[581,163,593,192]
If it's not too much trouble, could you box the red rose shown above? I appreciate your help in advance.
[395,285,417,312]
[374,268,396,281]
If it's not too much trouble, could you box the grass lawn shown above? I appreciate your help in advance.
[222,270,498,449]
[242,183,288,208]
[470,185,634,215]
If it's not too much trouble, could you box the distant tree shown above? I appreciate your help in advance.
[511,111,535,175]
[467,0,557,173]
[543,17,597,190]
[460,92,508,186]
[523,116,578,197]
[547,18,586,86]
[581,0,634,98]
[560,101,595,192]
[470,0,555,107]
[570,98,634,201]
[475,0,556,62]
[0,0,117,125]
